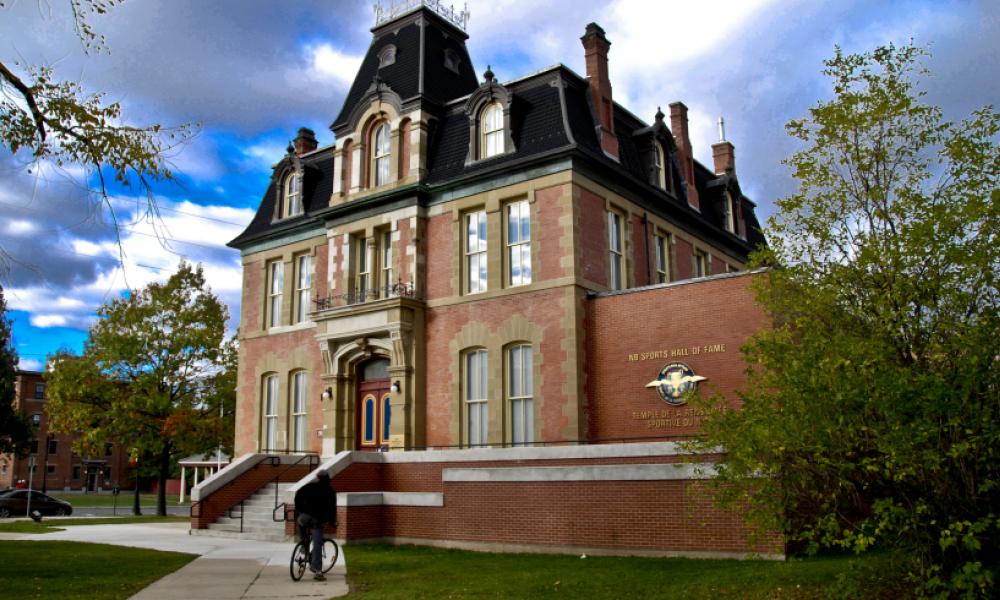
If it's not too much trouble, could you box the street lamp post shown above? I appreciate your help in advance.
[129,454,141,516]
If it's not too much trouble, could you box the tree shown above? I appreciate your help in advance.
[0,0,196,268]
[691,43,999,597]
[46,262,236,515]
[0,285,34,457]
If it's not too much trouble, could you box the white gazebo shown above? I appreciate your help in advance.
[178,451,230,503]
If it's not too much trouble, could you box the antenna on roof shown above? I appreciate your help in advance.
[717,116,726,143]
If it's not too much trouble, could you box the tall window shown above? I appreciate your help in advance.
[481,103,504,159]
[283,173,302,217]
[465,349,489,447]
[356,237,371,301]
[268,261,284,328]
[694,250,707,278]
[34,384,45,399]
[506,201,531,286]
[295,254,313,323]
[372,122,391,187]
[465,210,487,294]
[381,230,393,295]
[291,371,308,452]
[608,211,624,290]
[263,375,278,451]
[654,232,669,284]
[723,192,736,233]
[508,344,533,446]
[653,143,665,190]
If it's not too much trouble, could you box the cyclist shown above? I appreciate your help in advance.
[293,470,337,580]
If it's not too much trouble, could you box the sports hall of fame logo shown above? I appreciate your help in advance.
[644,362,706,406]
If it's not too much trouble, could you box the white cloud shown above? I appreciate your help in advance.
[6,220,35,235]
[31,314,69,328]
[17,357,43,372]
[302,43,363,88]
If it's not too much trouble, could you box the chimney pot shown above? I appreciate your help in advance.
[293,127,318,156]
[669,102,700,211]
[581,22,619,160]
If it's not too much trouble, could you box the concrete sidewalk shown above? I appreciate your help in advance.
[17,521,348,599]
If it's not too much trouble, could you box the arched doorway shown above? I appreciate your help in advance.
[356,358,391,451]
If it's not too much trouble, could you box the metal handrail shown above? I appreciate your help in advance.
[269,453,320,515]
[315,281,420,310]
[189,454,281,520]
[228,500,245,532]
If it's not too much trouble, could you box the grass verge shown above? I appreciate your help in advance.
[50,493,189,508]
[343,544,907,599]
[0,540,195,599]
[0,516,188,534]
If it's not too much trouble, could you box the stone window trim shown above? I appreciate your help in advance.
[293,253,314,325]
[370,120,392,188]
[463,75,515,165]
[693,248,710,279]
[289,370,309,453]
[378,44,397,68]
[271,161,304,222]
[262,373,280,453]
[653,229,671,284]
[463,209,488,295]
[607,207,626,291]
[266,259,285,329]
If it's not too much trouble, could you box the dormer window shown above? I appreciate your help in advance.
[444,48,461,74]
[723,191,736,234]
[378,44,396,68]
[653,142,665,190]
[371,122,391,187]
[481,103,504,159]
[282,172,302,218]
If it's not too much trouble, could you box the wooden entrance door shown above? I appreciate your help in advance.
[356,379,390,451]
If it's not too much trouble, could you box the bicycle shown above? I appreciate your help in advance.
[289,527,339,581]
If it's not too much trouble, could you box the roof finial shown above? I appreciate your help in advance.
[718,116,726,142]
[286,141,295,155]
[483,65,494,83]
[655,106,665,123]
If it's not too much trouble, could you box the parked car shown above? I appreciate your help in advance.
[0,490,73,518]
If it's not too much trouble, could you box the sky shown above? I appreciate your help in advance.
[1,0,997,371]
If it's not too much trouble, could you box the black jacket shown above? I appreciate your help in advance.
[294,479,337,523]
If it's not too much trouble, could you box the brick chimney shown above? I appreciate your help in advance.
[581,23,619,161]
[293,127,318,156]
[711,117,735,175]
[669,102,699,211]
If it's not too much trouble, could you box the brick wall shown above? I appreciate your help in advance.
[576,185,609,288]
[192,461,314,529]
[282,448,781,557]
[424,212,454,301]
[584,273,765,441]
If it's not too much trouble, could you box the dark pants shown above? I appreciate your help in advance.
[296,513,325,573]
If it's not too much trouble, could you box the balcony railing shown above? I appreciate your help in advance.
[314,281,421,311]
[373,0,469,31]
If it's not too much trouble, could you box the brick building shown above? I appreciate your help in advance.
[2,370,132,493]
[195,2,777,557]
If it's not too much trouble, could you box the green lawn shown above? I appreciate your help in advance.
[342,544,909,599]
[50,493,189,508]
[0,516,188,534]
[0,540,195,599]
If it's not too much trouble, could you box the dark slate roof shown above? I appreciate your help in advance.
[233,28,764,258]
[228,146,333,246]
[330,8,478,133]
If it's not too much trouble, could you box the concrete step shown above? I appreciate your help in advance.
[191,527,292,543]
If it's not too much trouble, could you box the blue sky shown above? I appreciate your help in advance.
[1,0,997,371]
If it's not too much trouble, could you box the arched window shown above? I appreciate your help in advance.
[653,142,666,190]
[283,172,302,217]
[507,344,533,446]
[464,348,489,447]
[371,122,391,187]
[481,103,504,159]
[262,374,278,451]
[290,371,308,452]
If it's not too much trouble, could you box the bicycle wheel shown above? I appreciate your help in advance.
[321,538,339,574]
[289,542,308,581]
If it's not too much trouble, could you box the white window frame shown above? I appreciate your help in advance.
[507,344,533,446]
[372,122,391,187]
[356,236,371,302]
[263,375,278,452]
[694,250,707,278]
[294,254,313,324]
[608,210,624,290]
[381,229,393,296]
[654,232,669,284]
[268,261,284,328]
[506,201,531,287]
[723,191,736,234]
[465,210,487,294]
[481,103,504,159]
[654,142,666,190]
[291,371,308,452]
[283,173,302,218]
[465,349,489,447]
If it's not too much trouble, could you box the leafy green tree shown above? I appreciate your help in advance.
[0,285,34,457]
[46,262,235,515]
[0,0,195,268]
[691,44,999,597]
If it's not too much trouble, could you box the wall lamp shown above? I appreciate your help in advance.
[321,387,332,401]
[390,380,400,394]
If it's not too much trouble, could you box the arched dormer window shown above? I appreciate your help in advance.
[481,103,504,159]
[653,142,666,190]
[378,44,396,68]
[282,171,302,217]
[371,122,391,187]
